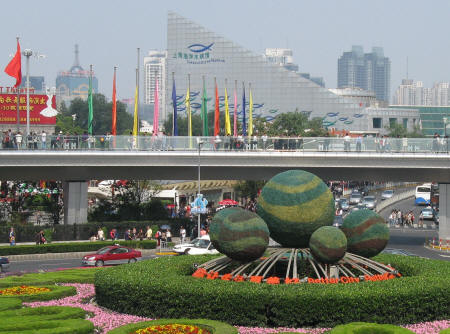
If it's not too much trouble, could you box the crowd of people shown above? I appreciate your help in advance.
[388,209,422,227]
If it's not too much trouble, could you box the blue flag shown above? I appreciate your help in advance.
[172,77,178,136]
[242,83,246,136]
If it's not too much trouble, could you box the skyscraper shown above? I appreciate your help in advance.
[338,46,390,102]
[143,50,166,106]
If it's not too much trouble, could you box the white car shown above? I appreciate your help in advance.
[173,235,219,255]
[381,190,394,200]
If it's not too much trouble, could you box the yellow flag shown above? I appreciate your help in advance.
[248,85,253,137]
[133,85,138,136]
[185,86,192,137]
[224,86,231,135]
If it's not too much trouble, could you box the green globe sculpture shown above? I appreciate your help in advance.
[210,207,270,262]
[342,209,389,258]
[309,226,347,264]
[256,170,335,248]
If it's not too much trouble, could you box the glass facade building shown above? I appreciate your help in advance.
[165,12,369,133]
[390,105,450,136]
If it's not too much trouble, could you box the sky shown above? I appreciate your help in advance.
[1,0,449,101]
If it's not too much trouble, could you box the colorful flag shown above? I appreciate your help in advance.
[224,82,231,136]
[214,79,220,136]
[233,81,237,136]
[153,79,159,136]
[185,84,191,137]
[88,66,93,135]
[4,39,21,88]
[242,83,246,136]
[172,74,178,136]
[248,84,253,137]
[201,77,209,136]
[111,67,117,136]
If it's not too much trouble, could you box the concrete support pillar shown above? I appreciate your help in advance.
[63,181,88,225]
[439,183,450,242]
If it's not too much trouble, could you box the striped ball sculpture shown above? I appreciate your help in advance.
[309,226,347,264]
[342,209,389,258]
[210,207,270,262]
[256,170,335,248]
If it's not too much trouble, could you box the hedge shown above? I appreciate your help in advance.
[107,318,237,334]
[95,254,450,328]
[0,297,22,311]
[0,306,86,323]
[0,268,100,286]
[0,284,76,301]
[0,239,156,256]
[0,318,94,334]
[330,322,414,333]
[440,329,450,334]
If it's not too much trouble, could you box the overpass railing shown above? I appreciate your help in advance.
[1,135,449,154]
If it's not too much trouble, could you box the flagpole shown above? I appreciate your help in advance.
[136,48,140,141]
[112,66,117,135]
[15,37,20,133]
[25,50,32,136]
[234,80,237,137]
[188,73,192,148]
[172,72,175,136]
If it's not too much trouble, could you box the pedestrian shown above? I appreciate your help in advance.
[145,226,153,240]
[124,229,131,241]
[155,229,161,246]
[166,229,172,242]
[131,227,137,240]
[15,131,22,150]
[97,227,105,241]
[9,227,15,246]
[344,133,351,152]
[41,131,47,150]
[180,226,186,244]
[419,212,424,227]
[109,228,116,240]
[137,229,144,241]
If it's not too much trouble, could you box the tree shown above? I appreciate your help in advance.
[386,123,423,138]
[233,180,266,200]
[57,94,133,135]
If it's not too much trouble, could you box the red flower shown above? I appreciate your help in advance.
[192,268,208,278]
[233,275,245,282]
[266,276,280,285]
[206,271,219,280]
[221,273,232,281]
[285,277,300,284]
[250,276,263,283]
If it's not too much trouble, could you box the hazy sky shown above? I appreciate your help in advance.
[1,0,449,100]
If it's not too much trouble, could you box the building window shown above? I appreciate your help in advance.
[373,118,382,129]
[402,118,408,128]
[389,118,397,128]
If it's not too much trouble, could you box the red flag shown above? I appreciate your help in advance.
[214,79,220,136]
[111,67,117,135]
[4,40,22,88]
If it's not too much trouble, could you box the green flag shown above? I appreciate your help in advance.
[88,66,94,135]
[201,77,209,136]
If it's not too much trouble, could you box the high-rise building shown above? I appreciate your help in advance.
[394,80,450,106]
[55,44,98,105]
[19,76,45,93]
[265,48,299,72]
[143,50,167,107]
[338,46,390,102]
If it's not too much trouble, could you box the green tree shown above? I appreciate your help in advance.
[233,180,266,200]
[58,94,133,135]
[386,123,423,138]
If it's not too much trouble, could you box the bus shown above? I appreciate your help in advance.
[415,183,431,205]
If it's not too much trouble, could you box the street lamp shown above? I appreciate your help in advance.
[443,117,448,137]
[71,114,77,128]
[196,137,204,238]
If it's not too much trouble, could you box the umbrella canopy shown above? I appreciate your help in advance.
[160,224,171,230]
[218,199,239,206]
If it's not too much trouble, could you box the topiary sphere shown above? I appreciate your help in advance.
[210,207,269,262]
[309,226,347,264]
[256,170,335,248]
[342,209,389,258]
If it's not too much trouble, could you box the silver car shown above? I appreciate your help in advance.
[362,196,377,210]
[349,193,362,205]
[381,190,394,200]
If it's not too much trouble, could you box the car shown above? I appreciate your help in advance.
[351,204,367,212]
[421,208,435,220]
[0,257,9,272]
[381,190,394,200]
[349,193,362,205]
[173,235,219,255]
[333,215,343,228]
[362,196,377,210]
[82,245,142,267]
[338,198,349,211]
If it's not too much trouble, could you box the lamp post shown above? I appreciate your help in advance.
[443,117,448,137]
[196,137,204,238]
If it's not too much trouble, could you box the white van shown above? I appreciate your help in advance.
[415,183,431,205]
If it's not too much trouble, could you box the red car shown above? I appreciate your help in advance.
[82,245,142,267]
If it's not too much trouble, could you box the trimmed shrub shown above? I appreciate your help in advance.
[0,306,86,323]
[0,318,94,334]
[0,268,100,286]
[95,254,450,328]
[0,284,76,302]
[107,318,237,334]
[440,329,450,334]
[330,322,414,333]
[0,297,21,311]
[0,239,156,256]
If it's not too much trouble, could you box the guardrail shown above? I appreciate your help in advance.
[375,189,415,213]
[1,135,450,154]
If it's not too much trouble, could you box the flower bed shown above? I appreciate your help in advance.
[132,324,211,334]
[94,254,450,328]
[0,284,75,301]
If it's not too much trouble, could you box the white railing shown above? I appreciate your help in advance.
[375,189,415,213]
